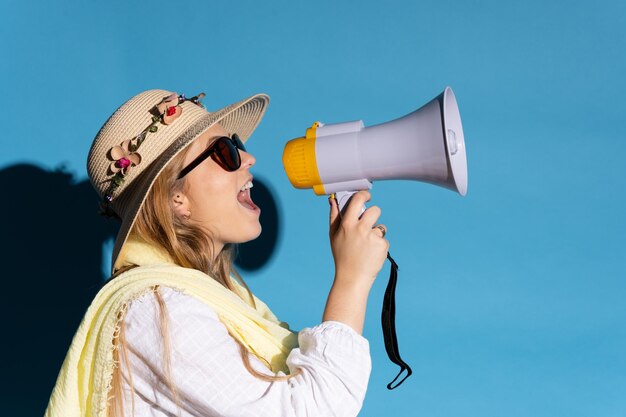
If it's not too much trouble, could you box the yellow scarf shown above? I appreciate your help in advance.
[44,238,298,417]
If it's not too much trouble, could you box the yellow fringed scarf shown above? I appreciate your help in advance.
[44,238,298,417]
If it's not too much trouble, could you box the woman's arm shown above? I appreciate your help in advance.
[323,191,389,334]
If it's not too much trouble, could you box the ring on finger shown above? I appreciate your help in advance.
[375,224,386,238]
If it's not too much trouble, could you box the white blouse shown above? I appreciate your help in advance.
[119,286,372,417]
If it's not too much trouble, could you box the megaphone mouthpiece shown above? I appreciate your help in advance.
[282,127,322,190]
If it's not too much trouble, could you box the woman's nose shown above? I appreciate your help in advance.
[239,150,256,168]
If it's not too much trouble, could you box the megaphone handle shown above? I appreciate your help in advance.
[335,190,366,218]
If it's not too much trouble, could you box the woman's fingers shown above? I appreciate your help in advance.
[359,205,381,229]
[329,190,383,232]
[373,224,387,238]
[341,191,371,224]
[329,194,340,234]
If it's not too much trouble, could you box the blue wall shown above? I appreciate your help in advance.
[1,1,625,416]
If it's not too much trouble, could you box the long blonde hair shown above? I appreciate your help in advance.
[108,141,295,417]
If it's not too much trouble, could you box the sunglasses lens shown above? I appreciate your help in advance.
[233,134,246,153]
[213,137,241,171]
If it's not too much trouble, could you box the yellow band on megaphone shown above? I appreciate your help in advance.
[282,122,325,193]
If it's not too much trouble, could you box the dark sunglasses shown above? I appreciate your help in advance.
[177,133,246,179]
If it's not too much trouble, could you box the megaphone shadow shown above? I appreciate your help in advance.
[0,164,281,416]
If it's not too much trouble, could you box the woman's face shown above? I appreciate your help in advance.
[174,123,261,255]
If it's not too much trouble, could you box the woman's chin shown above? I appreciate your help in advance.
[250,223,262,240]
[238,223,262,243]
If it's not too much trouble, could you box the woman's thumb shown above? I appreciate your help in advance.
[329,194,339,230]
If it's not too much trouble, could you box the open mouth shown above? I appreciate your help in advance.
[237,181,259,212]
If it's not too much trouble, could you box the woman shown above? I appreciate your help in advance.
[45,89,389,417]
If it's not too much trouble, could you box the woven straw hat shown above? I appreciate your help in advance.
[87,89,269,273]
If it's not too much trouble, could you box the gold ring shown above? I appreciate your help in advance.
[375,225,386,238]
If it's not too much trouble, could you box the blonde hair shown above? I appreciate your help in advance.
[108,140,295,417]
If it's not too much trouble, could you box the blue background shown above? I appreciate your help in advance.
[1,1,625,416]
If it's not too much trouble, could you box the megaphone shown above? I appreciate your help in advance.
[282,86,468,209]
[282,86,468,389]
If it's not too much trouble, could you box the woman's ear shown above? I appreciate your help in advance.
[172,192,192,220]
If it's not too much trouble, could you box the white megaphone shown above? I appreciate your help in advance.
[282,86,468,211]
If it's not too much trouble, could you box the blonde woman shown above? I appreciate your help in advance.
[45,90,389,417]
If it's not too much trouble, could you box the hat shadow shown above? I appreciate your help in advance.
[0,163,280,417]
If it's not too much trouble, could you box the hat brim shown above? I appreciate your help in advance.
[109,93,269,273]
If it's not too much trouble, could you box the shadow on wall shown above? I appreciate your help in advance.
[0,164,280,417]
[235,178,281,272]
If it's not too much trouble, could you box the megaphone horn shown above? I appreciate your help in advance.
[282,86,468,210]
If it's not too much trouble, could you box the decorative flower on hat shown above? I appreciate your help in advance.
[156,93,183,125]
[109,140,142,176]
[99,91,206,217]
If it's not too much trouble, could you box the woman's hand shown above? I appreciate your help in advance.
[329,190,390,292]
[323,190,389,334]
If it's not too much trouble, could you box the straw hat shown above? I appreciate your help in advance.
[87,89,269,273]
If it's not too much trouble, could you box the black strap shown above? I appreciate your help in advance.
[381,252,412,389]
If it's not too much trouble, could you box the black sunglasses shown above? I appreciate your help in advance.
[177,134,246,179]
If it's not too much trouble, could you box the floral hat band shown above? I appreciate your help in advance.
[98,92,206,217]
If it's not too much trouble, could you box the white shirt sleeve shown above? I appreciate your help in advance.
[119,286,371,417]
